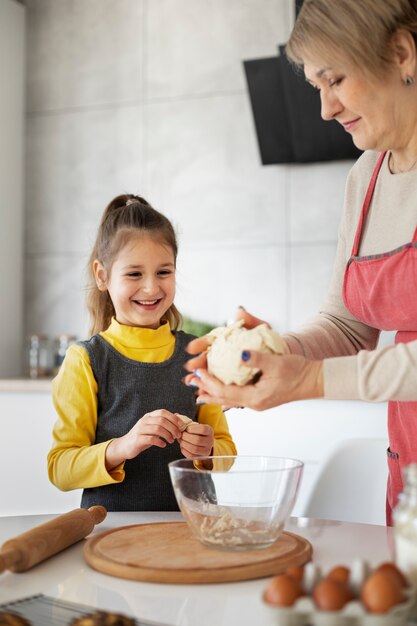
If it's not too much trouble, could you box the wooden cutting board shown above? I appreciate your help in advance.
[84,521,312,584]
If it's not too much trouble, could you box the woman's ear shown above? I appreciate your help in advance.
[390,29,417,79]
[93,260,108,291]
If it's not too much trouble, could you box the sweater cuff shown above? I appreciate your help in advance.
[282,333,305,356]
[102,440,125,483]
[323,354,359,400]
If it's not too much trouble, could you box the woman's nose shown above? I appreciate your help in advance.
[320,90,343,121]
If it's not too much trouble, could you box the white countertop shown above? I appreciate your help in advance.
[0,378,52,392]
[0,512,395,626]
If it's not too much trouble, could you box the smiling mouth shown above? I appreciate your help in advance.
[133,298,162,308]
[341,117,361,131]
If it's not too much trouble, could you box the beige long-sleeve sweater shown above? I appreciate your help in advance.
[284,150,417,402]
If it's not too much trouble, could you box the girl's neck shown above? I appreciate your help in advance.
[113,317,167,331]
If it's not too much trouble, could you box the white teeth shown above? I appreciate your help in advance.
[138,300,158,305]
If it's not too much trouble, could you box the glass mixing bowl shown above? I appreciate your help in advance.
[169,456,303,550]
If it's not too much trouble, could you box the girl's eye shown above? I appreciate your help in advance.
[158,270,173,276]
[127,272,141,277]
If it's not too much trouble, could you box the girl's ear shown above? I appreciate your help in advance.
[93,260,108,291]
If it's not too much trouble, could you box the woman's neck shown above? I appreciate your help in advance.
[389,149,417,174]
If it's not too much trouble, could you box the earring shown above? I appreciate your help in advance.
[404,74,415,86]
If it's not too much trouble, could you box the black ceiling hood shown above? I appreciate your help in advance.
[243,45,362,165]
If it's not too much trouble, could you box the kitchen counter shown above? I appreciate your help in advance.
[0,512,394,625]
[0,378,52,392]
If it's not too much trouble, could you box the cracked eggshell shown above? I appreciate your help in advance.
[206,320,285,385]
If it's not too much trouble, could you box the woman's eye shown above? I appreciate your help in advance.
[329,78,343,87]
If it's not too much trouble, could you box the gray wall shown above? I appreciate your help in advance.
[0,0,25,377]
[24,0,353,346]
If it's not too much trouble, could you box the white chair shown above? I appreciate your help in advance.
[302,438,389,525]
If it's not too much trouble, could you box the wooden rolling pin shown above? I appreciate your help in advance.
[0,505,107,574]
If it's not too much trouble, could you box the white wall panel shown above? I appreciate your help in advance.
[145,94,287,247]
[25,106,145,256]
[146,0,289,98]
[176,242,287,330]
[26,0,144,111]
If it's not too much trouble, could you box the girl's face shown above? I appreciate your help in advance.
[95,233,176,329]
[304,61,412,152]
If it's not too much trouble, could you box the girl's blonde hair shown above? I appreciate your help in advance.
[286,0,417,77]
[87,194,181,335]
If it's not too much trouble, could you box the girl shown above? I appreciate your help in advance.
[48,194,236,511]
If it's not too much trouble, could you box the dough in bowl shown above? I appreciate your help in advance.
[205,320,285,385]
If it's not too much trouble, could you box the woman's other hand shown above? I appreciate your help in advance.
[235,306,271,329]
[179,422,214,458]
[187,351,324,411]
[105,409,182,470]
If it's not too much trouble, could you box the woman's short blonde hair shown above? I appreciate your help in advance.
[286,0,417,76]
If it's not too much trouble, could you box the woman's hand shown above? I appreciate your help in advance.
[187,350,324,411]
[235,306,271,329]
[185,307,273,375]
[105,409,182,470]
[179,423,214,458]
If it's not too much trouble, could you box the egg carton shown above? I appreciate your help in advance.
[264,560,417,626]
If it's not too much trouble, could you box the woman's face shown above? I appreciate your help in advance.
[304,61,411,152]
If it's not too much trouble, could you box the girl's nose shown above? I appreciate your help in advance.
[320,90,343,121]
[142,276,159,294]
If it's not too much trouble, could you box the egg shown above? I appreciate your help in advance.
[361,570,405,613]
[285,565,305,581]
[312,579,353,611]
[375,562,409,588]
[326,565,351,585]
[263,574,304,607]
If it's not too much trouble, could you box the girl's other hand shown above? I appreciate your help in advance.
[179,422,214,458]
[105,409,182,470]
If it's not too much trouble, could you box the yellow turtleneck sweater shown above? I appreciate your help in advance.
[48,318,237,491]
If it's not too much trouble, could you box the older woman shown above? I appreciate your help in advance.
[185,0,417,525]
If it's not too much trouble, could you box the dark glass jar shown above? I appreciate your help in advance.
[27,334,51,378]
[53,334,77,375]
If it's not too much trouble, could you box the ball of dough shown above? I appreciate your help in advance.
[206,320,285,385]
[175,413,193,432]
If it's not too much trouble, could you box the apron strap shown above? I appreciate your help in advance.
[350,151,386,257]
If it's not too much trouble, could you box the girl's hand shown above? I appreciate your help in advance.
[105,409,183,470]
[187,351,324,411]
[179,422,214,458]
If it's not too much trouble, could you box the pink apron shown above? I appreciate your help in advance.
[343,151,417,526]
